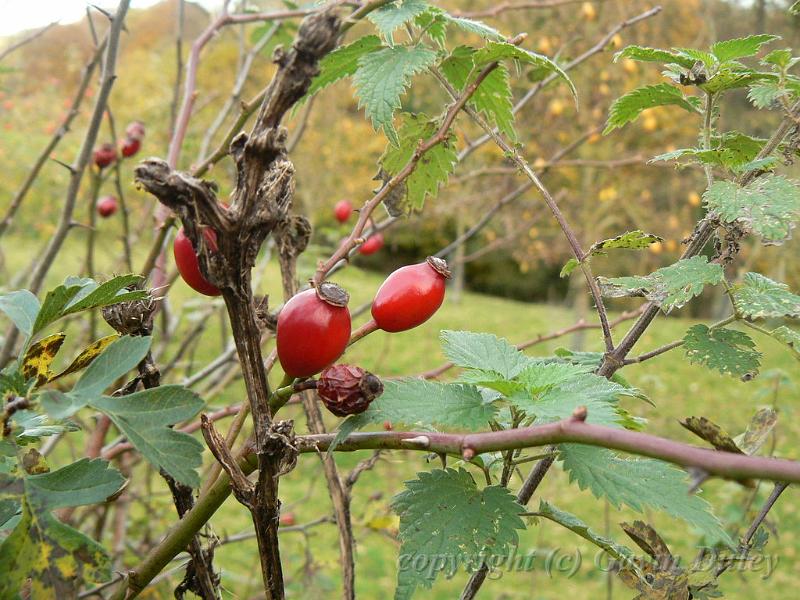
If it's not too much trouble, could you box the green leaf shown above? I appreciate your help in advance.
[700,69,776,95]
[10,410,79,444]
[62,274,145,315]
[414,8,447,47]
[440,330,529,379]
[703,175,800,245]
[0,499,111,597]
[354,45,437,145]
[23,459,124,510]
[71,335,152,402]
[90,386,204,488]
[367,0,429,42]
[391,468,525,599]
[683,325,761,377]
[562,230,663,277]
[598,256,724,312]
[473,41,576,102]
[604,84,699,134]
[444,15,503,40]
[441,46,517,141]
[711,35,780,63]
[748,81,786,109]
[305,35,383,100]
[559,444,733,547]
[0,290,39,339]
[537,500,638,567]
[762,48,795,69]
[771,325,800,358]
[792,1,800,15]
[732,272,800,319]
[379,113,458,212]
[614,45,696,69]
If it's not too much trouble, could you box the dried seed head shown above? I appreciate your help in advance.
[426,256,451,279]
[317,364,383,417]
[316,281,350,308]
[102,286,157,336]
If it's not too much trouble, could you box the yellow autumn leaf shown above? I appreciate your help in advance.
[22,333,66,387]
[48,334,120,383]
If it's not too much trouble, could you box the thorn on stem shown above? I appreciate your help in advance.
[401,435,430,448]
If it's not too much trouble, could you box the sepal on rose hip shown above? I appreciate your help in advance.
[317,364,383,417]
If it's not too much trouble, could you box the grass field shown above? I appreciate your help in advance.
[2,232,799,599]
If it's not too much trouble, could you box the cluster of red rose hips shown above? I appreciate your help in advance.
[91,121,146,219]
[334,199,383,255]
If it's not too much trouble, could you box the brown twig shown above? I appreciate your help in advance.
[0,21,58,62]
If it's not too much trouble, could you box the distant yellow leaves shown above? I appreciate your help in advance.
[581,2,597,21]
[688,191,702,206]
[599,187,618,202]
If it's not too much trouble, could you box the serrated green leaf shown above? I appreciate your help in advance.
[605,84,699,134]
[440,330,530,379]
[748,81,786,109]
[559,444,733,547]
[732,272,800,319]
[0,290,39,339]
[441,46,517,141]
[367,0,429,43]
[564,231,663,277]
[762,48,794,68]
[23,459,124,510]
[598,256,724,312]
[473,41,576,102]
[711,35,780,63]
[379,113,458,212]
[414,7,447,47]
[771,325,800,358]
[90,386,204,488]
[391,468,525,600]
[305,35,383,100]
[615,45,697,68]
[537,500,638,568]
[704,175,800,245]
[683,325,761,377]
[354,45,437,144]
[700,69,776,95]
[0,499,111,597]
[71,335,152,402]
[651,131,766,171]
[444,15,503,40]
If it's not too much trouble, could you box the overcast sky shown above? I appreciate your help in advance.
[0,0,218,36]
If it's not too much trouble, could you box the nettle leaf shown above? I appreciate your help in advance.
[367,0,429,43]
[604,84,700,134]
[561,230,663,277]
[441,46,517,141]
[748,81,786,109]
[379,113,458,212]
[440,330,530,379]
[653,131,767,171]
[704,175,800,245]
[700,69,776,95]
[91,386,204,488]
[598,256,724,312]
[732,272,800,319]
[444,15,503,40]
[0,499,111,597]
[0,290,39,339]
[391,468,525,600]
[711,34,780,63]
[48,334,119,383]
[683,325,761,377]
[537,500,638,568]
[473,41,576,101]
[354,45,437,145]
[305,35,383,100]
[762,48,796,69]
[771,326,800,359]
[414,8,447,47]
[21,333,65,386]
[614,45,696,69]
[559,444,733,547]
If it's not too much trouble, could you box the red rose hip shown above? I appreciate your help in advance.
[277,283,351,378]
[173,227,221,296]
[371,257,450,332]
[93,143,117,169]
[359,233,383,255]
[120,137,141,158]
[96,195,118,218]
[334,200,353,223]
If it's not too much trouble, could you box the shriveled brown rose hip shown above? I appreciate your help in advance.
[316,364,383,417]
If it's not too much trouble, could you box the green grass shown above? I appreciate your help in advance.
[2,232,799,599]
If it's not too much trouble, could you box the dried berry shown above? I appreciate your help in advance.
[317,364,383,417]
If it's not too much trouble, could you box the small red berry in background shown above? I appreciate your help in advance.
[334,200,353,223]
[125,120,145,140]
[359,233,384,255]
[173,227,221,297]
[93,143,117,169]
[96,195,118,218]
[120,137,141,158]
[316,364,383,417]
[371,257,451,333]
[276,283,351,378]
[279,513,296,527]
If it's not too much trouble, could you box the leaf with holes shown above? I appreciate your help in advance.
[605,84,700,134]
[732,272,800,319]
[598,256,724,312]
[683,324,761,377]
[559,444,733,547]
[354,45,437,145]
[703,175,800,245]
[391,468,525,600]
[562,230,663,277]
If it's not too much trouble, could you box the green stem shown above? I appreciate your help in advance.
[702,91,715,188]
